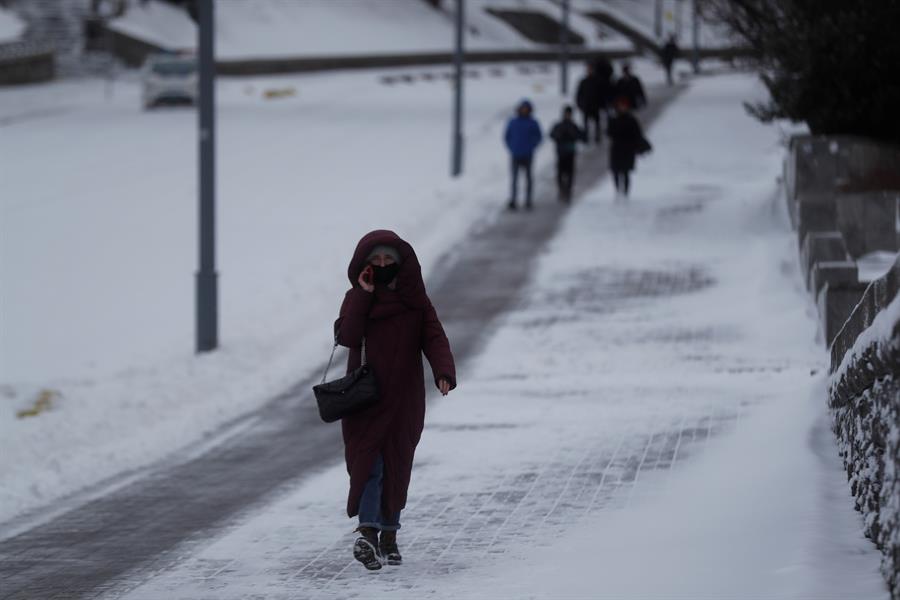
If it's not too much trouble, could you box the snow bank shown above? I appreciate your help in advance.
[0,7,25,43]
[107,0,636,60]
[587,0,736,48]
[859,250,900,283]
[106,0,195,51]
[107,0,531,59]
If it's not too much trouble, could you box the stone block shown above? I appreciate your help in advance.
[810,260,859,296]
[830,253,900,370]
[800,231,849,288]
[796,197,838,248]
[786,135,900,207]
[836,191,900,258]
[819,281,868,347]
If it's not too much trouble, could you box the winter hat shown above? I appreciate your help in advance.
[517,98,533,112]
[366,244,402,264]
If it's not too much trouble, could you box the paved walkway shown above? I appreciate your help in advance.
[0,84,684,599]
[111,75,805,599]
[81,73,883,599]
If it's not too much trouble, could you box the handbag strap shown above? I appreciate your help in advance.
[320,335,366,385]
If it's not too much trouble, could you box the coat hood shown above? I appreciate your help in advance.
[348,230,426,307]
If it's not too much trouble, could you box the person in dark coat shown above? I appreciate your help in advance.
[613,63,647,111]
[607,95,651,200]
[504,99,543,211]
[661,35,680,85]
[335,230,456,570]
[549,105,587,202]
[575,61,612,144]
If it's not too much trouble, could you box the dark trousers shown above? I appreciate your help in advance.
[613,170,630,196]
[556,153,576,199]
[583,110,602,143]
[510,156,533,207]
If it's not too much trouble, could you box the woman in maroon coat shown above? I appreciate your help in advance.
[334,230,456,570]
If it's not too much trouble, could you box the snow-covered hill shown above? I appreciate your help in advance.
[107,0,634,59]
[0,6,26,43]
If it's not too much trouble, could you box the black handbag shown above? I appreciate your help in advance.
[636,135,653,155]
[312,337,379,423]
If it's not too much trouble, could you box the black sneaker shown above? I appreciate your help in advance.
[353,527,383,571]
[379,531,403,566]
[507,201,518,211]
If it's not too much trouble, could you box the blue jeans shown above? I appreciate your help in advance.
[510,156,533,206]
[358,455,401,531]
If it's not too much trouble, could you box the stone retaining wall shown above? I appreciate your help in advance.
[788,133,900,598]
[828,257,900,597]
[0,41,54,85]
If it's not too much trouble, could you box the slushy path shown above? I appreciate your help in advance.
[112,74,885,599]
[0,80,681,599]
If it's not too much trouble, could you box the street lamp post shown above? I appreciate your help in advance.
[196,0,218,353]
[654,0,663,40]
[691,0,701,73]
[451,0,465,177]
[560,0,569,96]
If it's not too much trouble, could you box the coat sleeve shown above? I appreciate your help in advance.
[636,79,647,108]
[421,299,457,390]
[334,286,374,348]
[549,123,561,142]
[575,80,587,111]
[503,120,513,152]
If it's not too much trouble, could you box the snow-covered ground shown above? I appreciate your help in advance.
[0,56,669,525]
[0,6,25,43]
[108,0,634,59]
[858,250,899,282]
[594,0,736,48]
[115,72,886,599]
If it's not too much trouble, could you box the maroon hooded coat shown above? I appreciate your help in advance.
[335,230,456,519]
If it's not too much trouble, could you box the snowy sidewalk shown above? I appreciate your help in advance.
[109,74,887,599]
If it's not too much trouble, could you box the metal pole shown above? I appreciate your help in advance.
[691,0,700,73]
[196,0,218,352]
[654,0,663,40]
[675,0,683,39]
[451,0,464,177]
[560,0,569,96]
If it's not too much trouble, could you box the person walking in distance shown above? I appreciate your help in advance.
[607,95,651,201]
[575,60,612,144]
[661,35,680,86]
[504,99,543,211]
[549,105,587,203]
[613,63,647,111]
[334,230,456,570]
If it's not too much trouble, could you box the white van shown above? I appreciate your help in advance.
[141,54,198,109]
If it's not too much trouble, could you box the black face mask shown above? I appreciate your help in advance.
[372,263,400,284]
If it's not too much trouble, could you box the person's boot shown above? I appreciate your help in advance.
[379,530,403,565]
[353,527,382,571]
[507,200,518,211]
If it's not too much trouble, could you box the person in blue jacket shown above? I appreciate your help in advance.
[504,99,543,211]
